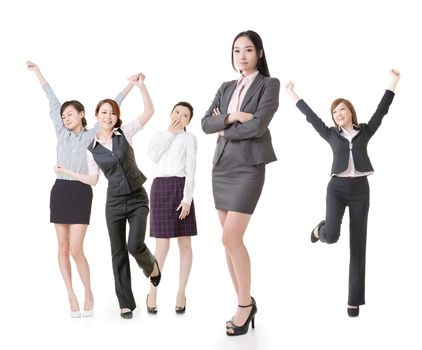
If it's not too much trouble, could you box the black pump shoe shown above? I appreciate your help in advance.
[226,298,257,336]
[311,220,325,243]
[175,298,186,314]
[146,295,157,314]
[347,306,359,317]
[150,257,161,287]
[120,309,133,319]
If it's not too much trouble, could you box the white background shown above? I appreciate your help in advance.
[1,0,421,349]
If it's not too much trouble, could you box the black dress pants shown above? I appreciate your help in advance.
[105,187,155,310]
[318,176,370,306]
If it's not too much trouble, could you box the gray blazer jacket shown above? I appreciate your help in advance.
[202,73,280,165]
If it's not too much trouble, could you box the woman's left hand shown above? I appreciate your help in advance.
[177,202,191,220]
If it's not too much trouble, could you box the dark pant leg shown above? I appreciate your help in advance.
[347,177,370,306]
[126,188,155,277]
[106,196,136,310]
[319,177,347,244]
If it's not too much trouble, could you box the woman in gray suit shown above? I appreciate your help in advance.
[202,30,280,336]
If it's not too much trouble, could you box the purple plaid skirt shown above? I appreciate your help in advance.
[150,177,197,238]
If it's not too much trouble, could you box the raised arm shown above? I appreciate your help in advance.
[114,73,140,106]
[26,61,47,85]
[131,74,154,127]
[285,80,301,104]
[286,80,331,141]
[27,61,63,134]
[367,69,400,136]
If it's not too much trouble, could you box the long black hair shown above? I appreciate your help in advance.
[231,30,270,77]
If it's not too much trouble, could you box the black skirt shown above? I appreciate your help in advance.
[150,177,197,238]
[50,179,93,224]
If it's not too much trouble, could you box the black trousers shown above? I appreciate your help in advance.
[318,176,370,306]
[105,187,155,310]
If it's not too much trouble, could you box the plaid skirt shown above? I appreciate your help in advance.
[150,177,197,238]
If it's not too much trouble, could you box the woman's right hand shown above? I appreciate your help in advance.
[26,60,39,71]
[168,118,182,134]
[54,164,66,175]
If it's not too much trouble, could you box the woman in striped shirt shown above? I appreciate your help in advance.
[27,61,136,318]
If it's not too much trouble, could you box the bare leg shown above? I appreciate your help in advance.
[69,224,94,312]
[55,224,79,313]
[148,238,170,308]
[217,210,239,295]
[176,236,192,307]
[221,211,253,332]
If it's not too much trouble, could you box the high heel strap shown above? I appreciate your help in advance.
[238,297,256,308]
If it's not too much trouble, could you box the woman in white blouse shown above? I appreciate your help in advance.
[146,102,198,314]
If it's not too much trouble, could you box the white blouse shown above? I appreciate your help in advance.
[148,130,197,205]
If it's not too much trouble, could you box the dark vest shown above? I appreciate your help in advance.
[88,129,146,196]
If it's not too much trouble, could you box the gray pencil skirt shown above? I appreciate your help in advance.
[212,142,265,214]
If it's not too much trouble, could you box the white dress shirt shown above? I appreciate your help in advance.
[148,130,197,205]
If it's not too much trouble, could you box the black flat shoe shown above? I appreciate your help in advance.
[347,306,359,317]
[175,297,186,314]
[150,257,161,287]
[146,295,157,314]
[120,310,133,319]
[311,220,325,243]
[226,298,257,336]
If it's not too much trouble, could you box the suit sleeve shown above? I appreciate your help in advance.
[201,83,231,134]
[366,90,395,137]
[223,78,280,140]
[296,99,331,141]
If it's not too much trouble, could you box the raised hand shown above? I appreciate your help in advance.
[26,60,39,71]
[388,69,400,92]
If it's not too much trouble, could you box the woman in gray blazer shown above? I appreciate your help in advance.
[202,30,280,336]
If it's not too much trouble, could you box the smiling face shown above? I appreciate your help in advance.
[61,105,84,132]
[232,35,261,76]
[96,102,118,131]
[332,102,352,128]
[330,98,358,129]
[170,105,192,129]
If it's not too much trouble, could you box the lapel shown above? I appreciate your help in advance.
[221,81,237,113]
[240,73,264,111]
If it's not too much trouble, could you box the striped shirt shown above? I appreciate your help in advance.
[43,84,124,180]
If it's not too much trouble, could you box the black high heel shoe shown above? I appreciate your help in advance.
[311,220,325,243]
[226,298,257,336]
[150,257,161,287]
[226,296,255,328]
[146,295,157,314]
[120,309,133,319]
[175,297,186,314]
[347,305,359,317]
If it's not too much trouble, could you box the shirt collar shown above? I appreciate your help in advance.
[68,126,88,136]
[338,124,360,133]
[238,70,259,86]
[92,128,121,148]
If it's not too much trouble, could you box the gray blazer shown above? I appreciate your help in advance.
[202,73,280,165]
